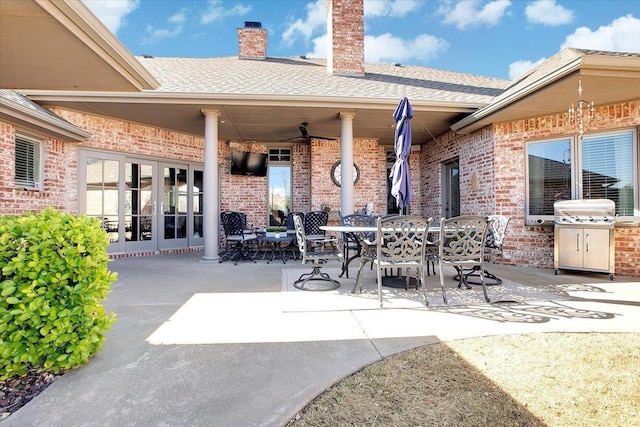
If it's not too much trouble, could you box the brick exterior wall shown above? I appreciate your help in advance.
[328,0,364,76]
[237,26,267,60]
[309,138,393,223]
[2,102,638,276]
[422,100,640,276]
[0,121,78,214]
[219,141,268,230]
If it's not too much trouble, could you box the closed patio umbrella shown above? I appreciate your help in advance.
[389,97,413,211]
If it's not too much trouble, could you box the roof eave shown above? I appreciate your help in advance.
[451,56,584,134]
[38,0,159,91]
[0,96,91,141]
[19,89,485,113]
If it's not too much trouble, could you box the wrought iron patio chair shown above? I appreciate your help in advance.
[292,214,343,291]
[459,214,511,286]
[437,215,491,303]
[339,213,375,278]
[284,211,305,260]
[304,210,328,238]
[354,215,430,307]
[219,211,257,265]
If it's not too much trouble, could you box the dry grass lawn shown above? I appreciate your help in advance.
[288,333,640,426]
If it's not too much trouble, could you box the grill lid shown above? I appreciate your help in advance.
[554,199,616,225]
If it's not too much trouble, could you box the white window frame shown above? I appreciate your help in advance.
[14,134,42,190]
[525,127,639,225]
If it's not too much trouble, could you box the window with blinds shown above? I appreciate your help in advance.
[582,131,635,216]
[14,136,40,189]
[525,129,638,224]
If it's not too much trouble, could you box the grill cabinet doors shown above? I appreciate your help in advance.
[554,226,614,279]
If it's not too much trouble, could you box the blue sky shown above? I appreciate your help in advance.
[83,0,640,80]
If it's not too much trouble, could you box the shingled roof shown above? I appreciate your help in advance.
[137,56,509,106]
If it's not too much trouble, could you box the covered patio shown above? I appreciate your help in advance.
[6,251,640,425]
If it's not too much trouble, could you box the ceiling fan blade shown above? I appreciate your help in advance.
[279,135,306,142]
[308,134,336,141]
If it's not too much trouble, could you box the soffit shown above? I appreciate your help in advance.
[0,0,157,91]
[453,50,640,133]
[29,94,470,145]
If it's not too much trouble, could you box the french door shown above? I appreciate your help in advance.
[79,151,203,254]
[159,164,204,249]
[443,159,460,218]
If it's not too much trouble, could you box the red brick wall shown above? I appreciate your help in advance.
[219,141,268,229]
[329,0,364,76]
[423,100,640,276]
[292,143,311,212]
[0,121,78,214]
[309,138,390,222]
[238,27,267,60]
[4,103,637,276]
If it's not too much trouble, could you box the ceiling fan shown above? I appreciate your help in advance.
[280,122,336,142]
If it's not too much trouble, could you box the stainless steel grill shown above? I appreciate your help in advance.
[553,199,615,279]
[554,199,616,227]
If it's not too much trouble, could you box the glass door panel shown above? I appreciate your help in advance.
[268,165,291,226]
[159,164,189,249]
[84,157,122,246]
[191,168,204,245]
[444,160,460,218]
[125,161,156,251]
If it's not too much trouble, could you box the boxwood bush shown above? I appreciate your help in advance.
[0,208,117,379]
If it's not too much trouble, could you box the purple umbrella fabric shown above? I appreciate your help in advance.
[389,97,413,209]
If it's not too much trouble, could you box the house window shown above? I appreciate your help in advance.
[14,135,41,189]
[267,148,292,226]
[526,129,638,224]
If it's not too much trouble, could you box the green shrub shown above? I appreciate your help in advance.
[0,208,117,379]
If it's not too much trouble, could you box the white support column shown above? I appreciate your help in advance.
[201,109,220,261]
[339,112,356,216]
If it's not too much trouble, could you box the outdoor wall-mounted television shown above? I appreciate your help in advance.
[230,151,268,176]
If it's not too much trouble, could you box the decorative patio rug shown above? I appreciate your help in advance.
[281,267,571,312]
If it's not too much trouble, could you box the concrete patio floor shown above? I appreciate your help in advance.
[3,252,640,426]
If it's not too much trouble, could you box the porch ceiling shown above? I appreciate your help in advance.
[27,96,473,146]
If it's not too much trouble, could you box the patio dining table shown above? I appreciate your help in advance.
[320,224,440,280]
[321,224,502,287]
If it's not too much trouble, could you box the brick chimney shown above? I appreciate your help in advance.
[326,0,364,76]
[238,21,267,60]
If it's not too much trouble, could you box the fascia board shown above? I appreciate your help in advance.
[21,90,484,113]
[0,97,91,141]
[451,56,584,133]
[37,0,158,91]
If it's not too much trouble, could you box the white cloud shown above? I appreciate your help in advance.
[143,11,187,44]
[525,0,574,26]
[364,33,449,64]
[200,0,251,25]
[439,0,511,30]
[306,34,328,58]
[282,0,327,47]
[508,57,546,80]
[306,32,448,64]
[82,0,139,35]
[561,14,640,52]
[365,0,421,18]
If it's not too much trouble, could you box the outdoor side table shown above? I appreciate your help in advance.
[259,234,296,264]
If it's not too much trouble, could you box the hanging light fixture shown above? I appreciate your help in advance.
[568,75,595,138]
